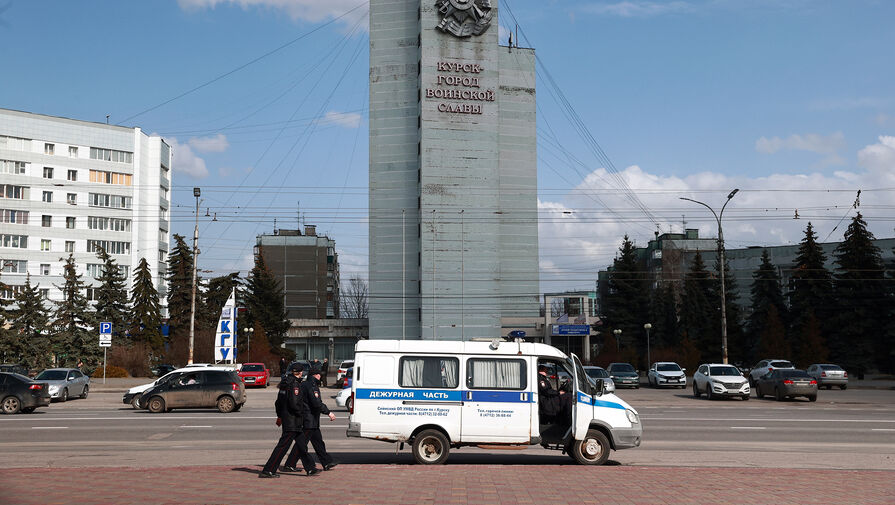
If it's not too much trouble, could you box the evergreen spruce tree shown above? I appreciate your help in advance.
[831,213,886,374]
[649,281,679,349]
[745,250,789,363]
[788,222,834,366]
[7,276,53,369]
[94,246,129,343]
[166,234,195,362]
[52,256,98,367]
[245,248,290,352]
[130,258,163,351]
[603,236,650,365]
[0,272,10,362]
[679,252,717,363]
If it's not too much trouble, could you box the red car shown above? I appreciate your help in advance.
[237,363,270,388]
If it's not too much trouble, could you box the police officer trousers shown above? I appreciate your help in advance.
[304,428,333,467]
[263,430,313,474]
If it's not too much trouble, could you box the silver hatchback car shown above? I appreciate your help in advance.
[34,368,90,402]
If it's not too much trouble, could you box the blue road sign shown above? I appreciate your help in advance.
[100,322,112,335]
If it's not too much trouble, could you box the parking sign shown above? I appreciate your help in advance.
[99,322,112,347]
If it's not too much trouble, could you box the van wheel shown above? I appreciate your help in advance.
[571,429,610,465]
[147,396,166,413]
[412,429,450,465]
[217,396,235,413]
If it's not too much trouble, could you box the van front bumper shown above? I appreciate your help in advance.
[612,424,642,449]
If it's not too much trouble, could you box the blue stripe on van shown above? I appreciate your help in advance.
[355,388,462,401]
[465,390,533,403]
[578,392,626,410]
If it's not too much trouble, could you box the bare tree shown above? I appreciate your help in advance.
[341,276,369,319]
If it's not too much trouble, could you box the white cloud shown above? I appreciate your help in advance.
[857,135,895,175]
[188,134,229,153]
[581,1,695,17]
[324,110,362,129]
[164,137,209,179]
[177,0,367,25]
[755,132,845,155]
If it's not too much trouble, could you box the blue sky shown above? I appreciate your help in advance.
[2,0,893,292]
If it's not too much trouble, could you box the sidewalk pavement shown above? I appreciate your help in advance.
[2,464,892,505]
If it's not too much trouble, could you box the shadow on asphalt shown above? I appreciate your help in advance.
[322,452,623,466]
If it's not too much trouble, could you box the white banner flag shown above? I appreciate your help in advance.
[214,288,237,363]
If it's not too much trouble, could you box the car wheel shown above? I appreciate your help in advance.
[217,395,235,413]
[840,384,847,390]
[742,395,750,401]
[60,388,68,403]
[147,396,166,413]
[1,396,21,415]
[570,429,611,466]
[705,386,713,401]
[808,395,817,402]
[749,376,755,388]
[131,396,142,409]
[80,385,89,399]
[775,387,784,401]
[346,397,354,412]
[22,407,36,413]
[693,382,700,397]
[412,429,450,465]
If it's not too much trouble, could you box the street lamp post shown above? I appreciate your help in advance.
[613,329,622,352]
[243,327,253,362]
[680,189,739,364]
[643,323,652,368]
[187,187,201,365]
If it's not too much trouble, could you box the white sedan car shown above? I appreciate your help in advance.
[334,387,353,411]
[692,363,750,400]
[647,362,687,388]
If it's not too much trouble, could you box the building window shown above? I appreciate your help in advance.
[1,209,29,224]
[43,167,54,179]
[42,191,53,203]
[42,215,52,227]
[40,239,51,251]
[1,260,26,273]
[67,169,77,181]
[39,288,49,299]
[0,285,26,300]
[67,193,77,205]
[69,146,78,158]
[89,147,133,164]
[86,287,98,301]
[40,264,50,276]
[65,240,75,253]
[88,216,131,232]
[1,185,27,199]
[86,239,130,255]
[158,229,167,242]
[44,143,55,155]
[0,160,27,175]
[89,193,132,209]
[89,169,133,186]
[66,217,76,229]
[160,207,168,219]
[86,263,103,279]
[0,136,31,151]
[159,250,166,263]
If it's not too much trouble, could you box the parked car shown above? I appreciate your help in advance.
[123,366,234,409]
[647,362,687,388]
[806,364,848,390]
[754,369,817,402]
[34,368,90,402]
[607,363,640,389]
[151,364,177,377]
[748,359,795,385]
[692,363,750,400]
[0,364,29,376]
[1,372,51,414]
[583,366,615,393]
[336,360,354,383]
[238,363,270,387]
[336,367,354,389]
[334,386,352,410]
[139,369,246,413]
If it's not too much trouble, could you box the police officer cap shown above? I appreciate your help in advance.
[309,366,323,375]
[288,362,305,373]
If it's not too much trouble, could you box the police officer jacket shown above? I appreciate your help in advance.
[275,375,305,432]
[300,375,330,429]
[537,373,560,417]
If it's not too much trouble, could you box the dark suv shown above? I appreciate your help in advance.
[139,369,246,413]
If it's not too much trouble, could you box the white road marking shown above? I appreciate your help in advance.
[32,426,68,429]
[180,425,213,428]
[871,428,895,432]
[730,426,765,430]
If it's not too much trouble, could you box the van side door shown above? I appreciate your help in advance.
[460,356,532,443]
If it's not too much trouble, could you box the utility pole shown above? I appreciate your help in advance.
[188,187,201,365]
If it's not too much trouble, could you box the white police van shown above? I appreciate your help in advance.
[346,339,642,465]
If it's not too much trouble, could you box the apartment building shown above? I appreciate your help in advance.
[0,109,170,311]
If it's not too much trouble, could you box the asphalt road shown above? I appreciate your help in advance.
[2,386,893,470]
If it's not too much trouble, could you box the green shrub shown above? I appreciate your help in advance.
[92,365,129,378]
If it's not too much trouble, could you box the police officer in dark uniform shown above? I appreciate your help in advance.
[537,364,561,424]
[300,366,338,471]
[260,363,318,478]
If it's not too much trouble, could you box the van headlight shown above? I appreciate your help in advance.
[625,409,639,424]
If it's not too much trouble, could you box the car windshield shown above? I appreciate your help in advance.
[820,365,842,371]
[657,364,680,372]
[780,370,810,378]
[340,361,354,368]
[242,364,264,372]
[586,368,608,379]
[36,370,67,380]
[611,364,635,373]
[709,366,741,376]
[770,361,793,368]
